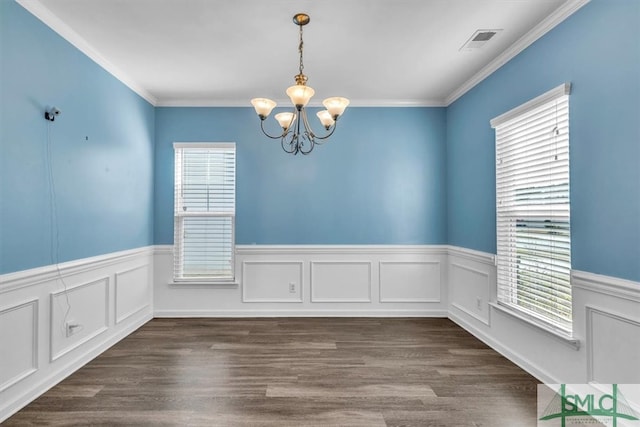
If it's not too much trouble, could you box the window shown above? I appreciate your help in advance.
[491,84,571,333]
[173,143,236,283]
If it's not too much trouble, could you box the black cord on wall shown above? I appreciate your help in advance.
[45,115,73,336]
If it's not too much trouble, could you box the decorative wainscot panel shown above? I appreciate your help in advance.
[380,261,441,303]
[242,261,304,303]
[49,277,109,362]
[586,307,640,384]
[572,271,640,384]
[0,299,39,393]
[115,264,152,324]
[311,261,372,303]
[449,262,491,326]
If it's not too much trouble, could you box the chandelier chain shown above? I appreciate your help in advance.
[298,25,304,76]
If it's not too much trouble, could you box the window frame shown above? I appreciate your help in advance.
[173,142,236,285]
[491,83,573,337]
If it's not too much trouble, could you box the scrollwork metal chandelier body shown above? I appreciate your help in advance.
[251,13,349,155]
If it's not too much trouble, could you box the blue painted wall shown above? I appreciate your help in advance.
[0,1,155,274]
[3,0,638,284]
[447,0,640,281]
[154,107,447,245]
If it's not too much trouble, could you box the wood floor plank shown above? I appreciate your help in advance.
[5,318,540,426]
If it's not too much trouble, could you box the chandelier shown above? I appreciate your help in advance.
[250,13,349,155]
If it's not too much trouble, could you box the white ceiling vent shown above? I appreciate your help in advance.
[460,29,503,51]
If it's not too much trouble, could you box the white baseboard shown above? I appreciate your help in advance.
[448,310,557,384]
[1,312,151,422]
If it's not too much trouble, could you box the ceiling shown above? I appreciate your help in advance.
[18,0,587,107]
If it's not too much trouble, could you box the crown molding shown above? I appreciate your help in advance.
[155,98,447,108]
[16,0,158,106]
[351,99,447,108]
[445,0,590,106]
[17,0,590,109]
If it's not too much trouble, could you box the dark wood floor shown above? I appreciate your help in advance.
[5,318,540,426]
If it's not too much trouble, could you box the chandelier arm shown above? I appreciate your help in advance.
[299,133,315,155]
[299,113,315,155]
[300,108,316,142]
[309,122,338,141]
[281,123,300,154]
[295,112,311,155]
[282,133,300,156]
[260,120,286,140]
[303,110,338,142]
[281,135,297,154]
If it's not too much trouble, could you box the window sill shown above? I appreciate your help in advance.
[489,302,580,350]
[169,281,239,289]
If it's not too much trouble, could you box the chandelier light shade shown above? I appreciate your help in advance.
[250,13,349,155]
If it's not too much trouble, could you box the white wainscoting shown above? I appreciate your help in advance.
[0,247,153,422]
[447,246,640,384]
[4,243,638,422]
[154,245,448,317]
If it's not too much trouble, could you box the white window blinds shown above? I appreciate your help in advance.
[173,143,236,282]
[491,84,572,333]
